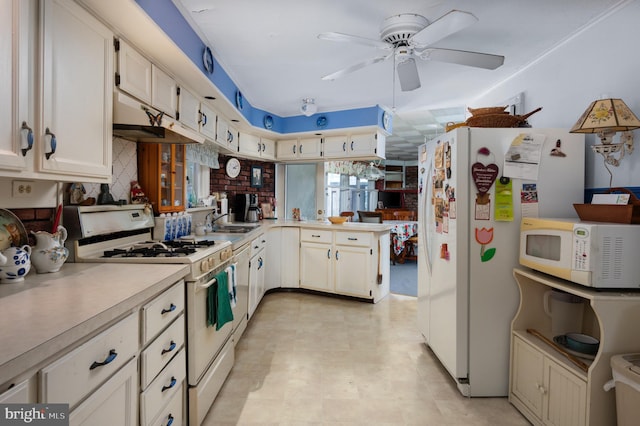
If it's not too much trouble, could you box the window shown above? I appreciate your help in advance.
[285,164,317,220]
[325,163,377,218]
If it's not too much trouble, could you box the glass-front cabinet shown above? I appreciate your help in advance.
[138,143,186,214]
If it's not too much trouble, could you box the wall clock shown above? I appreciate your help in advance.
[226,158,241,178]
[203,46,214,74]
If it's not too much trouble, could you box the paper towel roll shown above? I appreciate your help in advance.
[219,199,228,223]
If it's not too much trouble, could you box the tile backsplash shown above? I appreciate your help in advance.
[81,137,138,202]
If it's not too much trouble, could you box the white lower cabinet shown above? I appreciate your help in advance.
[248,234,267,319]
[511,334,586,426]
[0,376,36,403]
[39,312,139,410]
[140,348,186,426]
[510,268,640,426]
[265,227,300,289]
[300,229,375,299]
[68,358,138,426]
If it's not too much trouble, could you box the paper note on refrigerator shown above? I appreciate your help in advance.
[503,133,546,180]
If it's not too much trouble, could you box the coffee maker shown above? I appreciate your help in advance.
[235,194,260,222]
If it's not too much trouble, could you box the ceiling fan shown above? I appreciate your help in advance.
[318,10,505,92]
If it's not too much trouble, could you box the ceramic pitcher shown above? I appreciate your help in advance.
[0,245,32,283]
[31,226,69,273]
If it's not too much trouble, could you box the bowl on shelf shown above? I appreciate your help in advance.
[564,333,600,355]
[328,216,347,224]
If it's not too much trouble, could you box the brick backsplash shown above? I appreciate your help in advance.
[211,155,276,213]
[9,208,56,246]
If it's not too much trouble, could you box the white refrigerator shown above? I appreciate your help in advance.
[417,127,584,396]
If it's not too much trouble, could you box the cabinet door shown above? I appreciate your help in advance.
[300,242,332,292]
[350,133,378,157]
[215,116,229,148]
[151,65,178,117]
[238,132,261,157]
[543,359,587,426]
[178,87,200,132]
[281,228,300,288]
[298,137,323,158]
[276,139,299,160]
[323,135,348,159]
[0,0,30,172]
[260,138,276,160]
[334,244,371,298]
[39,0,113,181]
[227,125,239,153]
[199,102,216,140]
[511,336,544,419]
[68,358,138,426]
[248,252,264,319]
[116,39,151,103]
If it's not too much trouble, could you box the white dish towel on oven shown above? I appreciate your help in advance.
[226,263,237,308]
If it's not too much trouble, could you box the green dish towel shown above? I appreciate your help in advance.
[214,270,234,330]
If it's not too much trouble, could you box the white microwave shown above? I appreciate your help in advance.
[520,217,640,289]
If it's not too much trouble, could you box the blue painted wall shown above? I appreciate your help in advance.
[135,0,386,135]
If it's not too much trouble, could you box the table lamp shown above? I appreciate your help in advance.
[570,98,640,167]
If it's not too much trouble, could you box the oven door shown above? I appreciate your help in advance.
[186,274,233,385]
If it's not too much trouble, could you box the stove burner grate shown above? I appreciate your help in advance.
[102,246,196,258]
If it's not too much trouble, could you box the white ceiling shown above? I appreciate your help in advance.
[173,0,622,161]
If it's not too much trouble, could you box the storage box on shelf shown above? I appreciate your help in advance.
[510,268,640,426]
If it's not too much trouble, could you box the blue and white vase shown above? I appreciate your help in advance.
[0,245,32,283]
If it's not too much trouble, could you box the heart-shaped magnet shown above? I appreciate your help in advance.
[471,162,499,193]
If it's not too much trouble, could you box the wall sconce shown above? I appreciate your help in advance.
[300,98,317,116]
[570,98,640,168]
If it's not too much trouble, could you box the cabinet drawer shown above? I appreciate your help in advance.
[250,234,267,257]
[300,229,332,244]
[40,312,139,409]
[0,378,34,404]
[152,381,184,426]
[335,231,372,247]
[142,281,185,345]
[140,348,186,426]
[140,314,185,389]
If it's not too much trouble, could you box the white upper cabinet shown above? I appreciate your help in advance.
[177,86,200,132]
[238,132,275,160]
[199,101,216,140]
[116,39,178,118]
[0,0,113,182]
[37,0,113,181]
[151,65,178,117]
[116,39,152,104]
[215,116,238,153]
[0,0,31,172]
[276,137,322,160]
[324,131,385,160]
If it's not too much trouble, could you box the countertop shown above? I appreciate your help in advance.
[0,263,190,385]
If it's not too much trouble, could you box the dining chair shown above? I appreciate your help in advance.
[339,211,354,222]
[357,210,383,223]
[404,235,418,261]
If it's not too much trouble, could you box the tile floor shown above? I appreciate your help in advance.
[202,292,529,425]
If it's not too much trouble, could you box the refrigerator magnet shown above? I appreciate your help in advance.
[475,227,496,262]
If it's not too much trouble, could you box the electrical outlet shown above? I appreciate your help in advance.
[12,180,34,198]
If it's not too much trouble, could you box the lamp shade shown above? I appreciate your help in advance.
[570,98,640,133]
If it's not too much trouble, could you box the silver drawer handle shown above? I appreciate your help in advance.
[89,349,117,370]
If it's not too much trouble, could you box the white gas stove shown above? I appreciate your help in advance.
[64,205,232,280]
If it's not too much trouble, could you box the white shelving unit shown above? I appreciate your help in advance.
[510,268,640,426]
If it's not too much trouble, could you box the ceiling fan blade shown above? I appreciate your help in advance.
[321,53,392,81]
[409,10,478,47]
[397,57,421,91]
[419,48,504,70]
[318,32,392,50]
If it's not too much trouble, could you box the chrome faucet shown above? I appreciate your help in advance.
[207,212,229,231]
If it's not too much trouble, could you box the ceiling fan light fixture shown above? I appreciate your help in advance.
[397,58,421,91]
[301,98,317,116]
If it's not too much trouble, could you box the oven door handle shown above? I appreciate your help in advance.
[199,276,217,290]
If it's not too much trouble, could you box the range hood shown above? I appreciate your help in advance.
[112,90,205,144]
